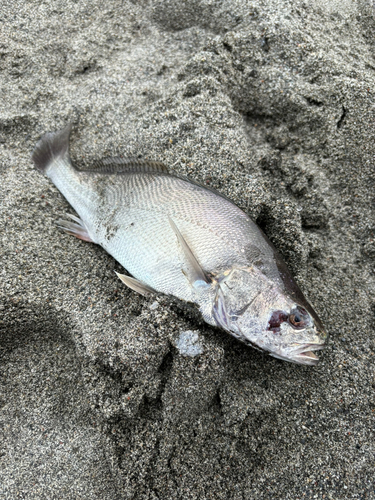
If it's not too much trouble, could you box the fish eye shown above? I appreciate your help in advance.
[289,307,309,328]
[289,314,303,327]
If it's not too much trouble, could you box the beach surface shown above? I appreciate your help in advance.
[1,1,375,498]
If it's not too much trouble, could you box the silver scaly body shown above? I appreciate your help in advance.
[32,125,328,365]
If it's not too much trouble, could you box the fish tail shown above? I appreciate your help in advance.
[32,124,72,173]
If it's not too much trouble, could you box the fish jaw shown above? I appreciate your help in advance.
[246,320,328,366]
[269,340,327,366]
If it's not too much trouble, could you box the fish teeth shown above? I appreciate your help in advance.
[291,343,326,356]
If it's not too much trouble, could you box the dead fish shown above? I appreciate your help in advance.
[32,124,328,365]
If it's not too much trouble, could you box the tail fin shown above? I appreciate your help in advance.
[32,123,72,173]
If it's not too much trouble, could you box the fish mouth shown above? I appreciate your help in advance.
[270,342,327,366]
[289,342,327,366]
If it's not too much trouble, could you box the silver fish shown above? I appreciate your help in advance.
[32,124,328,365]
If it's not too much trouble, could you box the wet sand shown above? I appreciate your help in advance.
[1,1,375,498]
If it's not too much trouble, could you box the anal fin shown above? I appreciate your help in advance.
[56,214,95,243]
[115,272,157,296]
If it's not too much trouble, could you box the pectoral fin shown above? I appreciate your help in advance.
[115,272,156,296]
[168,217,210,288]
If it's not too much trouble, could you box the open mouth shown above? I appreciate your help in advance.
[270,343,326,366]
[290,343,327,365]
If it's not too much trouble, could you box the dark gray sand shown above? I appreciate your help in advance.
[1,1,375,498]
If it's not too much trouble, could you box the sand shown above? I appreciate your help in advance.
[1,1,375,498]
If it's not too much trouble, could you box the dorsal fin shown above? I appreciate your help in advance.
[79,157,168,175]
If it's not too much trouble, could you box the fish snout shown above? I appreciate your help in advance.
[289,341,327,365]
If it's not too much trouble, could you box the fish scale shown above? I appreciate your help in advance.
[93,173,273,289]
[32,124,328,365]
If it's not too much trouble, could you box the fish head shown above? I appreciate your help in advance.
[212,266,328,365]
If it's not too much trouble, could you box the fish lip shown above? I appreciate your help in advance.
[291,342,326,355]
[269,342,327,366]
[289,342,327,365]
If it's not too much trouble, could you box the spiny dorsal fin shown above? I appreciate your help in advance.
[79,157,168,175]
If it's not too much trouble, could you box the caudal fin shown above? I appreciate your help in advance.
[32,124,72,173]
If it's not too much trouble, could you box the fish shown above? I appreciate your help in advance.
[32,124,328,365]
